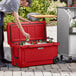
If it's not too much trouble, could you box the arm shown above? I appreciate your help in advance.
[19,16,31,22]
[12,12,30,39]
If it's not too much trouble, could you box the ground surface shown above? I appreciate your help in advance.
[1,26,76,76]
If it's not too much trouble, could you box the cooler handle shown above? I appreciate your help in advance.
[12,47,19,59]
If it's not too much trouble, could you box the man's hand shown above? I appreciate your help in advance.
[23,32,30,39]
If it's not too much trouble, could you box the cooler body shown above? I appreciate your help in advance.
[7,21,59,68]
[11,42,59,68]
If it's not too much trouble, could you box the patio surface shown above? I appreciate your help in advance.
[1,26,76,76]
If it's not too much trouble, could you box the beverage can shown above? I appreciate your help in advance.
[31,41,33,44]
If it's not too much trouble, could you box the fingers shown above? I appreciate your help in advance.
[22,31,30,39]
[25,33,30,39]
[26,34,30,39]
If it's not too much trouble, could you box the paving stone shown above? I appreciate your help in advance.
[69,68,76,72]
[58,64,68,69]
[4,71,12,76]
[60,72,70,76]
[0,71,4,76]
[8,66,21,71]
[66,63,71,68]
[1,67,9,71]
[70,63,76,66]
[42,70,52,76]
[50,69,60,73]
[36,65,44,70]
[69,63,76,68]
[34,70,43,76]
[8,68,14,71]
[21,68,29,71]
[52,73,60,76]
[43,65,52,70]
[24,70,34,76]
[70,72,76,76]
[58,68,70,72]
[22,71,34,76]
[28,66,36,70]
[11,68,20,71]
[13,71,22,76]
[51,64,60,69]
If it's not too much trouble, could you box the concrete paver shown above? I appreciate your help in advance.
[1,26,76,76]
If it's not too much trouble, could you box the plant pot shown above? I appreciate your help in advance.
[69,27,76,34]
[72,27,76,33]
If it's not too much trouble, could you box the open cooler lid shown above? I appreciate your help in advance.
[7,21,47,45]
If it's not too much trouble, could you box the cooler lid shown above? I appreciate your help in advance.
[7,21,47,44]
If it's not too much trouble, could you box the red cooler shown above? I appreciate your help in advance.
[7,21,59,68]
